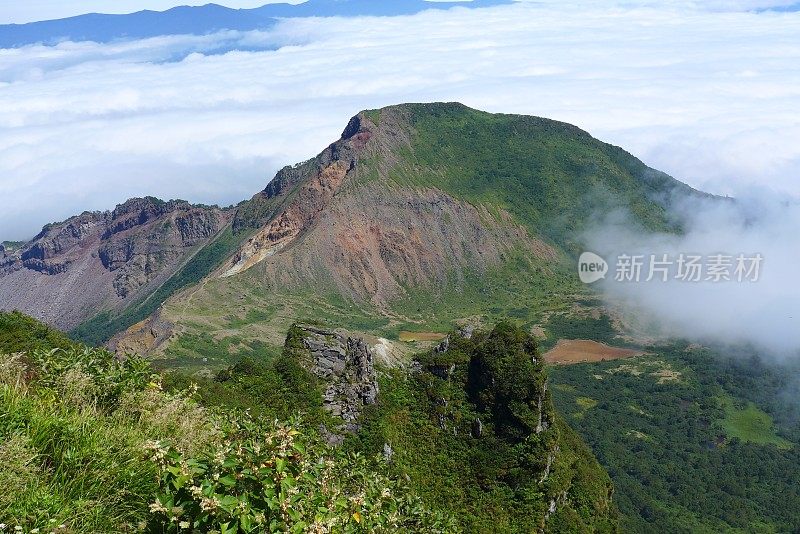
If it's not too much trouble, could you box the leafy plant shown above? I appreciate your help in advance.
[146,418,456,533]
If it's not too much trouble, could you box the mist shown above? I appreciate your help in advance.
[585,192,800,358]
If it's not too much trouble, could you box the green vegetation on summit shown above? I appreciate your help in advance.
[106,103,701,369]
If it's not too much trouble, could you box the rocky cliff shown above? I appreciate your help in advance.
[0,197,230,330]
[286,324,380,442]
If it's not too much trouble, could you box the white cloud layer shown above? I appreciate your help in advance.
[0,0,799,240]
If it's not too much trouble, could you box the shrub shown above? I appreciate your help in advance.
[146,417,458,533]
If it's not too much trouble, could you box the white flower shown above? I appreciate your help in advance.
[179,521,190,529]
[149,500,169,514]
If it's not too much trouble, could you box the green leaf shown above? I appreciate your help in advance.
[218,475,237,487]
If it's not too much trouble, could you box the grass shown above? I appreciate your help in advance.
[717,396,792,449]
[1,314,449,532]
[0,347,189,531]
[0,385,159,529]
[160,332,279,371]
[544,314,620,348]
[71,225,247,346]
[0,311,77,353]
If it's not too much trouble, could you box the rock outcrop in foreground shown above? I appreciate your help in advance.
[287,324,379,441]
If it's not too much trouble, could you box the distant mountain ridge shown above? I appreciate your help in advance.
[0,0,513,48]
[0,197,231,330]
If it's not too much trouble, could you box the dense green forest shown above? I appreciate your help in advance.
[549,343,800,533]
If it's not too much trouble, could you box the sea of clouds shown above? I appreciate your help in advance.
[584,192,800,357]
[1,0,798,241]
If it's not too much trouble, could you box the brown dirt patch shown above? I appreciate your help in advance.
[543,339,645,365]
[398,331,447,342]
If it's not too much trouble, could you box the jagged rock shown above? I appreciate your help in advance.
[109,311,174,356]
[383,442,394,463]
[472,417,483,438]
[294,324,379,428]
[539,445,559,484]
[536,382,549,434]
[435,336,450,353]
[459,325,475,339]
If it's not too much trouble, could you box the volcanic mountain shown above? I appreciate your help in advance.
[92,102,701,367]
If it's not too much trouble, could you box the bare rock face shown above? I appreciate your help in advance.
[0,197,230,330]
[223,108,558,310]
[108,311,174,356]
[294,324,379,433]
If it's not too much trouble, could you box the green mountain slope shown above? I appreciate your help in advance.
[165,319,620,532]
[110,103,700,368]
[0,311,458,532]
[1,311,618,532]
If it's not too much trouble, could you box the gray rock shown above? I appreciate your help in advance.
[472,417,483,438]
[294,324,380,441]
[459,325,475,339]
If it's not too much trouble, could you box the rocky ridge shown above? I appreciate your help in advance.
[0,197,230,329]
